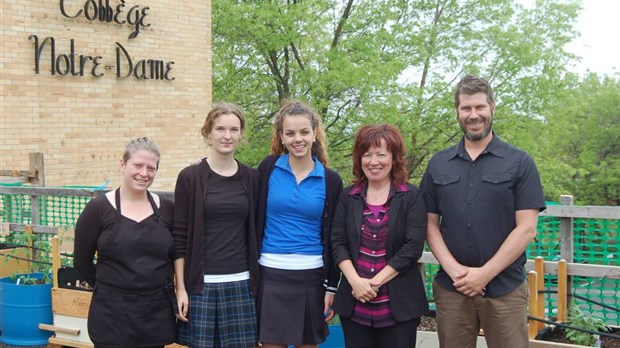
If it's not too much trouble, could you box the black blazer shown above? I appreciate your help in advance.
[331,182,429,322]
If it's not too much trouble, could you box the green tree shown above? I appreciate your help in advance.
[543,73,620,205]
[212,0,580,184]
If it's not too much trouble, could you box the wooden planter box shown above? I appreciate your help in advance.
[529,324,620,347]
[44,287,93,347]
[52,287,91,318]
[416,331,488,348]
[415,331,604,347]
[529,341,590,347]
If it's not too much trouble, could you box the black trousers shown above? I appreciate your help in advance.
[340,316,421,348]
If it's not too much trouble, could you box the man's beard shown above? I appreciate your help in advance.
[460,113,493,141]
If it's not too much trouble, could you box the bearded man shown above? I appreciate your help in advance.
[420,75,546,348]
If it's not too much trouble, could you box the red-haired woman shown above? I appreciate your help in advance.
[331,124,429,348]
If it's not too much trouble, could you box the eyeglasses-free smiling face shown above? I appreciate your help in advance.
[209,113,242,156]
[281,114,316,160]
[457,92,495,142]
[361,138,393,185]
[120,149,159,192]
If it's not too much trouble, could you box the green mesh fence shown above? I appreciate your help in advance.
[0,185,96,227]
[528,215,562,261]
[39,195,93,227]
[1,191,32,224]
[572,276,618,324]
[1,189,618,324]
[526,217,619,325]
[573,219,618,265]
[423,263,440,311]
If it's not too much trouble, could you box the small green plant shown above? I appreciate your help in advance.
[9,273,47,285]
[565,303,610,346]
[2,230,53,284]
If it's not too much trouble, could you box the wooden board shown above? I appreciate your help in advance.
[52,288,92,318]
[49,336,93,348]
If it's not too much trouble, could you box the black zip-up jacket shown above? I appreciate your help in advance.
[256,155,343,292]
[172,158,261,296]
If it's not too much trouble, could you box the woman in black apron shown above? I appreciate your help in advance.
[74,137,176,348]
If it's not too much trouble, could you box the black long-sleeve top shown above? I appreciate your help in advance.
[172,159,261,296]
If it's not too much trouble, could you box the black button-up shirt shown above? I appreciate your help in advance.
[421,134,546,297]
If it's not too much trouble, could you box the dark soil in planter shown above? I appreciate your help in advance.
[18,277,46,285]
[418,312,620,348]
[540,326,620,347]
[10,273,48,285]
[418,314,438,332]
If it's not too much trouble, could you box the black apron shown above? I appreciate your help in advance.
[88,190,176,347]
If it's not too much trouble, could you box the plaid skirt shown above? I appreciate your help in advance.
[176,279,258,348]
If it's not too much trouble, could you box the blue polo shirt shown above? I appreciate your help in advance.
[261,154,326,256]
[421,134,546,297]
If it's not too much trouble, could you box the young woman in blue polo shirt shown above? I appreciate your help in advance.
[256,100,343,348]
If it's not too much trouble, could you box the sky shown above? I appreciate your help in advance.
[526,0,619,76]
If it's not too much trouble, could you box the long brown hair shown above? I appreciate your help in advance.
[351,124,408,186]
[270,100,329,166]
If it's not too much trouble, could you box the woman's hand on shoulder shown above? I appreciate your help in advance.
[191,158,203,166]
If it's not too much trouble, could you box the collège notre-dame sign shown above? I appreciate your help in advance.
[28,0,175,81]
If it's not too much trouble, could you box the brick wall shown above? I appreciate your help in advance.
[0,0,212,190]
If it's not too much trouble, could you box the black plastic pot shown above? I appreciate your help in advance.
[57,267,92,292]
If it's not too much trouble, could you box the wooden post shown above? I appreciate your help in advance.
[528,271,539,339]
[559,195,574,305]
[559,195,574,262]
[557,259,568,322]
[560,195,574,262]
[25,224,34,272]
[29,154,43,224]
[29,152,45,186]
[31,195,41,225]
[534,256,545,331]
[52,236,60,289]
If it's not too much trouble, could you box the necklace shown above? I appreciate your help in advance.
[366,185,390,203]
